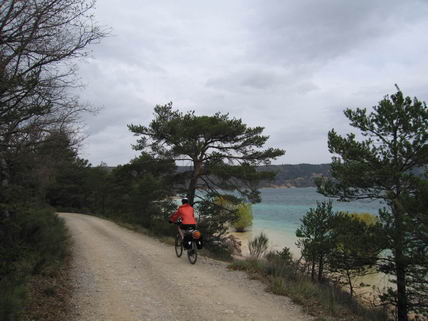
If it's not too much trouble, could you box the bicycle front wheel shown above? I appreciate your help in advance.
[187,242,198,264]
[175,234,183,257]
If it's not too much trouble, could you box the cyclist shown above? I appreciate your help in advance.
[169,198,197,240]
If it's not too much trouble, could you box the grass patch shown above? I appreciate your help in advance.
[229,256,389,321]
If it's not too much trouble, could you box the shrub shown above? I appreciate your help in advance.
[0,206,69,321]
[266,247,293,265]
[265,247,297,279]
[248,232,269,259]
[232,203,253,232]
[197,196,239,247]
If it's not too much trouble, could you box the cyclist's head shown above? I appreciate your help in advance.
[181,198,189,204]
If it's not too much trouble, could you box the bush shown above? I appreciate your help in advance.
[232,203,253,232]
[264,247,296,279]
[197,196,239,247]
[0,206,69,321]
[266,247,293,265]
[248,232,269,259]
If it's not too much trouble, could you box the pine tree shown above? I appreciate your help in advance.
[128,102,284,205]
[317,87,428,320]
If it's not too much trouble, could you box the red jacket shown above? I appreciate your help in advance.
[170,203,196,225]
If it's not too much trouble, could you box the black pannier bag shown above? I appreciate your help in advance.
[183,234,193,249]
[196,236,203,249]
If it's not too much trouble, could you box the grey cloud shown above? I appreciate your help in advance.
[205,67,318,94]
[247,0,428,65]
[206,69,283,91]
[80,126,139,166]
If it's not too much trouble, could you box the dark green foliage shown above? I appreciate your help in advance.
[316,87,428,320]
[196,195,239,247]
[379,175,428,316]
[128,102,284,205]
[0,207,69,321]
[402,177,428,316]
[45,158,92,211]
[103,153,177,229]
[84,165,110,215]
[265,247,296,279]
[296,202,382,289]
[266,247,294,265]
[328,213,383,297]
[296,200,336,281]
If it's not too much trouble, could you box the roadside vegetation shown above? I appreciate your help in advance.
[230,211,388,321]
[230,244,389,321]
[0,0,106,320]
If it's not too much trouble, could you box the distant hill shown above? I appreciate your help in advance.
[103,163,332,188]
[102,162,427,188]
[258,164,331,188]
[177,164,331,188]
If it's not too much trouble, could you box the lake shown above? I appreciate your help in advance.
[240,187,384,255]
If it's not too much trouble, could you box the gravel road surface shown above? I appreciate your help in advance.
[60,213,312,321]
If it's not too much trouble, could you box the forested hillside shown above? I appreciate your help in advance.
[108,164,331,188]
[258,164,331,187]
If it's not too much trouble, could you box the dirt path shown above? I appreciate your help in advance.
[60,213,312,321]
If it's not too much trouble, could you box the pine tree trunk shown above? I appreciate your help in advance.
[396,253,408,321]
[0,152,10,218]
[346,269,354,298]
[393,200,408,321]
[187,160,202,206]
[311,261,315,281]
[101,194,105,215]
[318,254,324,282]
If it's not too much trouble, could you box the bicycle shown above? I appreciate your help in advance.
[174,224,202,264]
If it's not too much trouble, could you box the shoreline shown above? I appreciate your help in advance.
[229,226,300,258]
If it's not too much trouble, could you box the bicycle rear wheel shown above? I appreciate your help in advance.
[175,234,183,257]
[187,242,198,264]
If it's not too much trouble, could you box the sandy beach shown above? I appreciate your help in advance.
[230,226,300,258]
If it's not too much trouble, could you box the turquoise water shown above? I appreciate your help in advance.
[248,187,384,254]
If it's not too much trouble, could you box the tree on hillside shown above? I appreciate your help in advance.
[296,200,336,281]
[316,87,428,320]
[128,102,284,205]
[328,212,383,297]
[383,174,428,316]
[104,153,177,228]
[0,0,106,210]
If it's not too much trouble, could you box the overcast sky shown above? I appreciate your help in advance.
[76,0,428,166]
